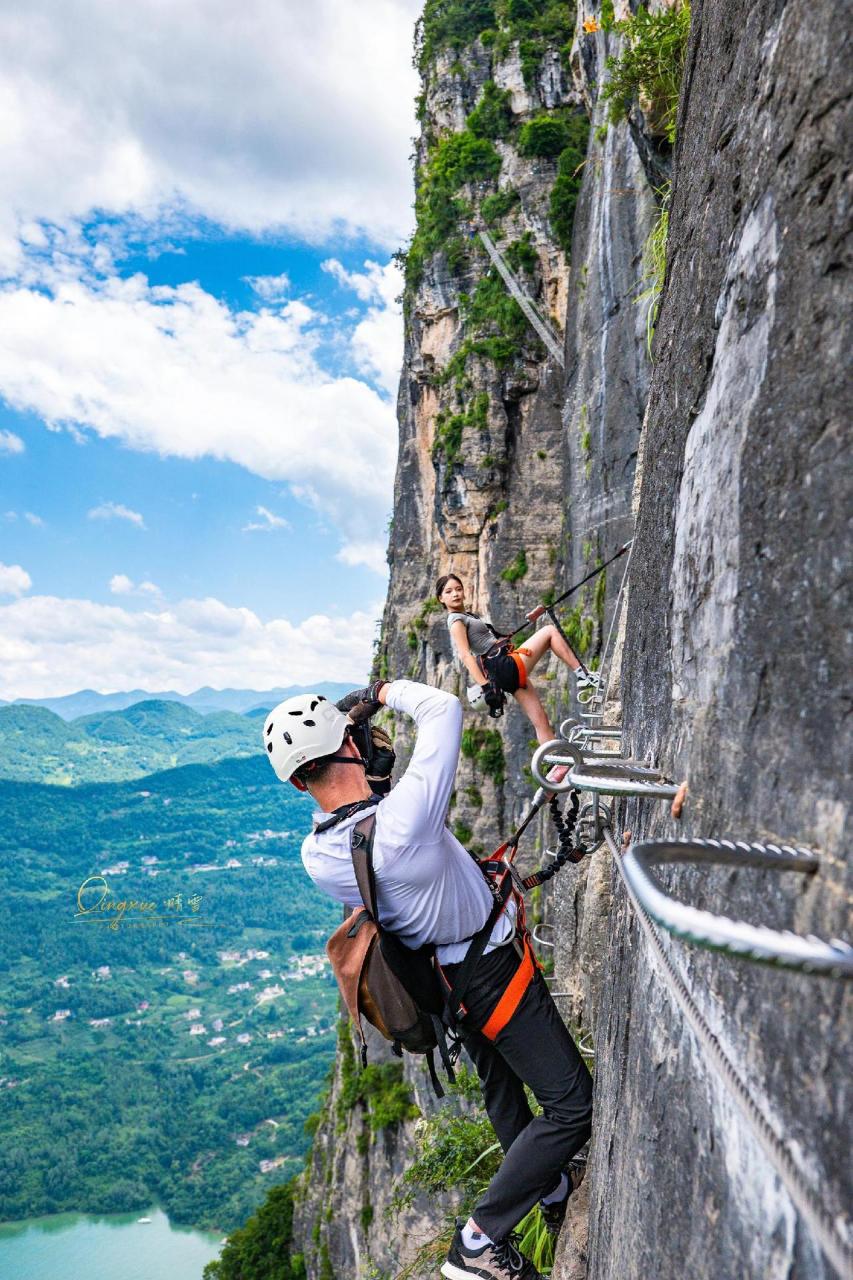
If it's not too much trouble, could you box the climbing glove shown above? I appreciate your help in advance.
[365,724,395,794]
[336,680,388,723]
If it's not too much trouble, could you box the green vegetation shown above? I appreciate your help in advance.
[504,231,537,275]
[468,80,513,139]
[460,269,528,344]
[0,754,338,1232]
[461,726,505,785]
[453,819,474,845]
[518,112,572,157]
[638,181,671,350]
[417,1,575,88]
[432,391,489,467]
[601,2,691,143]
[0,700,261,786]
[500,549,528,583]
[416,0,497,70]
[338,1022,419,1133]
[549,116,591,253]
[560,598,595,658]
[481,186,520,225]
[203,1181,306,1280]
[406,129,500,288]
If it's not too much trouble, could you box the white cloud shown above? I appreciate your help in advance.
[24,511,44,526]
[0,562,32,597]
[88,501,146,528]
[109,574,160,597]
[0,270,396,559]
[0,429,24,454]
[0,0,421,274]
[242,505,291,533]
[322,258,403,398]
[244,273,291,302]
[336,541,389,576]
[0,592,379,699]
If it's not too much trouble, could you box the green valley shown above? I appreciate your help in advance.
[0,752,339,1233]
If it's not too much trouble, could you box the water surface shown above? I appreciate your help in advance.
[0,1206,224,1280]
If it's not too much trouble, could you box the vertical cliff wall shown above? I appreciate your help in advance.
[578,2,852,1278]
[287,2,850,1278]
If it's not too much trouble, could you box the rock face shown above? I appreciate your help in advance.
[290,2,850,1278]
[582,2,852,1278]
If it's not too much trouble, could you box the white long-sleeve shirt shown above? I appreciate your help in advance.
[300,679,515,964]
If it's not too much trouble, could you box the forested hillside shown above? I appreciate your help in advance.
[0,700,260,784]
[0,755,338,1232]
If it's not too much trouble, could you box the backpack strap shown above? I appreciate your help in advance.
[350,813,379,920]
[443,888,511,1026]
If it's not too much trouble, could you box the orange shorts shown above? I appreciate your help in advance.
[509,646,532,689]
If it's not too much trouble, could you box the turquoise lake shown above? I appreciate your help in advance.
[0,1206,225,1280]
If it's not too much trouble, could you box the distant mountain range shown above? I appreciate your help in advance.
[0,698,283,785]
[0,682,354,721]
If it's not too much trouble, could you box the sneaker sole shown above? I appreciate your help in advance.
[441,1263,487,1280]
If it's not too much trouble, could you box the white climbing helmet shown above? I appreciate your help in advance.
[263,694,349,784]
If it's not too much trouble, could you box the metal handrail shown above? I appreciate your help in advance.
[603,826,853,1277]
[620,838,853,978]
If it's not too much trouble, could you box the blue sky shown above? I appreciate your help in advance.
[0,0,422,699]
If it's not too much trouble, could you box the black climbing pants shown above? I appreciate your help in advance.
[442,940,593,1243]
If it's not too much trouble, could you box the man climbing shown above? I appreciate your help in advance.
[263,678,593,1280]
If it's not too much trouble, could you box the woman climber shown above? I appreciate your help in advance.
[435,572,601,746]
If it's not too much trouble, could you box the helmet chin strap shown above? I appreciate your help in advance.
[289,752,368,792]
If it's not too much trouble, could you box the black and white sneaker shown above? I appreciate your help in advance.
[441,1219,544,1279]
[574,668,602,693]
[539,1152,588,1237]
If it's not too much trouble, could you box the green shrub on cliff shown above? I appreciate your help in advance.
[548,115,590,253]
[601,1,691,143]
[518,113,571,157]
[481,186,520,225]
[468,80,514,139]
[417,0,497,71]
[407,130,501,287]
[202,1182,305,1280]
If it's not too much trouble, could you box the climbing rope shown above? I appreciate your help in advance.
[507,540,632,641]
[601,824,853,1279]
[477,229,565,366]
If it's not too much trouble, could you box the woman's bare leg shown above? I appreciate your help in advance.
[514,685,569,787]
[519,624,580,676]
[514,684,554,743]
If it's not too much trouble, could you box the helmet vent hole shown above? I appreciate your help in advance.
[283,731,292,745]
[309,699,318,711]
[288,709,302,716]
[266,722,273,735]
[303,718,315,727]
[266,743,273,753]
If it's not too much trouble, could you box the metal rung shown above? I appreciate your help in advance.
[532,923,555,948]
[571,772,681,799]
[621,838,853,978]
[531,739,670,795]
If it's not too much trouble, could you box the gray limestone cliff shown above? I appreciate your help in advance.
[290,2,850,1278]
